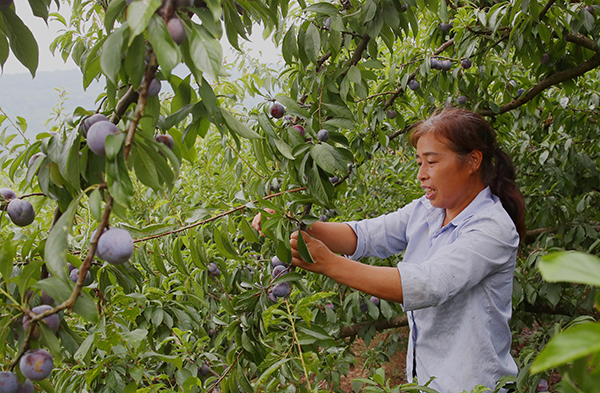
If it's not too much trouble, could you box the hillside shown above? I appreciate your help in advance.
[0,69,104,141]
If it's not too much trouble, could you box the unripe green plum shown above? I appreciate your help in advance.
[15,379,34,393]
[0,371,18,393]
[20,349,54,381]
[23,305,60,337]
[7,199,35,227]
[0,0,13,10]
[0,188,17,201]
[96,228,134,265]
[86,121,119,156]
[167,17,186,45]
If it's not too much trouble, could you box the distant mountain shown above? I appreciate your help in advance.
[0,69,104,141]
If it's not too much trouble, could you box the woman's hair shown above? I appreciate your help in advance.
[410,108,526,240]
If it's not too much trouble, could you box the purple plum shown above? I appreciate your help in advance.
[86,121,119,156]
[96,228,134,265]
[270,103,285,119]
[167,17,186,45]
[0,188,17,201]
[0,371,18,393]
[15,379,34,393]
[23,305,60,337]
[81,113,109,137]
[317,129,329,142]
[7,199,35,227]
[272,282,291,298]
[19,349,53,381]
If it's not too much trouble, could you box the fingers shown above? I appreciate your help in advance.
[251,209,276,236]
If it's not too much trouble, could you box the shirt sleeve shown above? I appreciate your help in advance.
[399,214,519,311]
[345,200,418,260]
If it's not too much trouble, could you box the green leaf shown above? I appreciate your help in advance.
[214,226,238,258]
[272,138,295,160]
[531,322,600,373]
[127,0,161,44]
[121,328,148,350]
[538,251,600,287]
[153,242,169,275]
[239,218,259,244]
[100,24,127,85]
[125,34,146,88]
[254,358,291,388]
[307,161,330,205]
[18,259,44,299]
[296,230,315,264]
[89,188,103,223]
[220,108,262,139]
[106,145,133,209]
[188,24,224,79]
[45,193,84,281]
[105,0,126,32]
[147,14,180,78]
[74,333,96,363]
[304,3,339,14]
[132,146,162,191]
[27,0,51,21]
[282,25,297,64]
[310,143,347,174]
[0,235,15,285]
[0,8,38,77]
[304,23,320,63]
[0,32,8,68]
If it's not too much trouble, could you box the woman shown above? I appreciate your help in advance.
[254,108,525,392]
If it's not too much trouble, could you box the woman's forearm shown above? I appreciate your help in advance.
[306,221,358,255]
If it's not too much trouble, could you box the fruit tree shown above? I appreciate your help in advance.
[1,0,600,392]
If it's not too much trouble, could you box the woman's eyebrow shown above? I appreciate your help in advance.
[415,152,440,159]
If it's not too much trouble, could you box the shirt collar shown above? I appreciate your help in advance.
[448,186,494,227]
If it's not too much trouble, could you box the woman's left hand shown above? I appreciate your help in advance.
[290,230,336,275]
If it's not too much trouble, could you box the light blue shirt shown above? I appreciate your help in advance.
[346,187,519,393]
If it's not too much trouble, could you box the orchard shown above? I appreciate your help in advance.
[0,0,600,392]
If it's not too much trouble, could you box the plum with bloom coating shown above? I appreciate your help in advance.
[208,262,220,276]
[0,188,17,201]
[7,199,35,227]
[15,379,34,393]
[0,371,18,393]
[70,268,92,285]
[293,124,305,137]
[155,134,175,150]
[20,349,54,381]
[96,228,134,265]
[271,256,286,268]
[23,305,60,337]
[317,129,330,142]
[81,113,109,137]
[273,282,291,298]
[86,121,119,156]
[167,17,186,45]
[408,79,419,91]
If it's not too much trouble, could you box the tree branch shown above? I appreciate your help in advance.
[539,0,557,21]
[525,225,600,244]
[346,33,370,67]
[338,315,408,338]
[478,52,600,116]
[565,33,599,52]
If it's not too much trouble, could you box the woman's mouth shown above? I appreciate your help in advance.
[422,187,436,200]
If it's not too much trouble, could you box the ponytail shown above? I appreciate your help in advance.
[411,108,526,241]
[490,148,526,240]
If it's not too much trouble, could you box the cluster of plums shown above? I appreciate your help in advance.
[268,256,292,301]
[270,102,331,144]
[1,188,35,227]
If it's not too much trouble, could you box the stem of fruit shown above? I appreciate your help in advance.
[285,300,312,390]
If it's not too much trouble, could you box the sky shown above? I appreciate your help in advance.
[1,1,282,75]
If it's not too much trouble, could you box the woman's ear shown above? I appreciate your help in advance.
[467,150,483,173]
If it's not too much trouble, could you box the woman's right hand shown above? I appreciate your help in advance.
[251,208,275,236]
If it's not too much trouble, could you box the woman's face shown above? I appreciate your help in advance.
[415,132,484,222]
